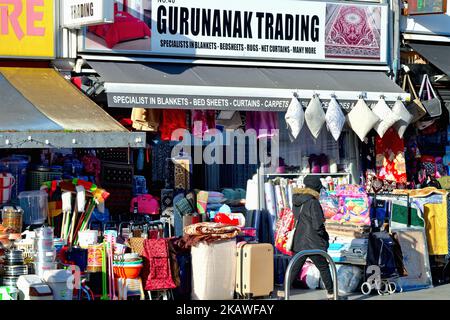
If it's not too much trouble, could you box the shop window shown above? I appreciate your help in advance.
[403,0,447,15]
[277,121,359,175]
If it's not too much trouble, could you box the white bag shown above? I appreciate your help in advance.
[245,175,259,210]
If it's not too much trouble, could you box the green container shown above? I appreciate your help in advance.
[0,286,18,300]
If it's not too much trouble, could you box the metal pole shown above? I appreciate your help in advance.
[284,250,339,300]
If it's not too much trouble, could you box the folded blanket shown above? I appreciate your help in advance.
[392,187,447,198]
[182,222,240,247]
[184,222,240,236]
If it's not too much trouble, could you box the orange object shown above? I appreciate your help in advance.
[113,264,143,279]
[87,244,103,273]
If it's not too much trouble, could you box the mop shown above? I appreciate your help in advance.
[73,200,95,246]
[69,186,85,246]
[61,192,71,240]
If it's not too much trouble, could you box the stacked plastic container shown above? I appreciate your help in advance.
[18,190,48,226]
[33,227,57,278]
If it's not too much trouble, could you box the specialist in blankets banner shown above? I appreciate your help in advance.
[81,0,388,64]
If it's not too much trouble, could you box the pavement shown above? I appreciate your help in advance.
[273,283,450,300]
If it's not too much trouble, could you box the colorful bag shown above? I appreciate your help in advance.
[143,239,177,291]
[375,128,407,183]
[130,194,160,215]
[274,207,295,256]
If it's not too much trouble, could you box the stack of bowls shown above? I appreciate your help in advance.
[33,227,57,278]
[113,254,143,279]
[2,249,28,288]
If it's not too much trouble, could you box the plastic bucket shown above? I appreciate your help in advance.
[33,262,58,278]
[42,270,73,300]
[77,230,98,249]
[19,191,49,225]
[0,156,29,202]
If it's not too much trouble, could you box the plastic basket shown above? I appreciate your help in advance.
[28,170,62,191]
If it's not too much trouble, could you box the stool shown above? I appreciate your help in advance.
[116,277,145,300]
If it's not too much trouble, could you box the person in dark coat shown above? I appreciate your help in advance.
[289,175,335,299]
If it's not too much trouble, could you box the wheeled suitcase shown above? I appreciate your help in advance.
[236,242,274,299]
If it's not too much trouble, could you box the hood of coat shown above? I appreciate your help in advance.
[293,188,320,205]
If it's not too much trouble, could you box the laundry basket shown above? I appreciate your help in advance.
[28,166,62,191]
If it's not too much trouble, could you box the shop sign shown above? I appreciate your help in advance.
[0,0,54,58]
[81,0,388,64]
[107,93,394,112]
[62,0,114,28]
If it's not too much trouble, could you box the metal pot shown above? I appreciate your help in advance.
[3,265,28,277]
[34,238,54,252]
[33,249,56,263]
[35,227,54,240]
[5,249,24,265]
[2,276,19,287]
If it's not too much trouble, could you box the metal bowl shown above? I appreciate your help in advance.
[3,265,28,277]
[5,249,24,261]
[2,276,19,287]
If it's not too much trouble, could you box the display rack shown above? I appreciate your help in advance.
[264,172,352,180]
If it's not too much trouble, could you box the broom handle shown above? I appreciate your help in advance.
[79,201,96,233]
[61,211,66,239]
[68,204,78,245]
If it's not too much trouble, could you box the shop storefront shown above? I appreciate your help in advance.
[4,0,450,302]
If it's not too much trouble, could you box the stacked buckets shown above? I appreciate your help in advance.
[33,227,57,278]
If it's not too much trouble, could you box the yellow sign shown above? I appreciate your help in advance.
[0,0,54,58]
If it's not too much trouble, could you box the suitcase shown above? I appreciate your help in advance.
[236,242,274,299]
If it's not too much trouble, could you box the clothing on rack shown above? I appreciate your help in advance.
[245,111,279,139]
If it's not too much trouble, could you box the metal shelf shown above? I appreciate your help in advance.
[264,172,351,177]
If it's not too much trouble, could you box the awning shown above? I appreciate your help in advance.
[88,60,409,112]
[409,42,450,77]
[0,67,145,149]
